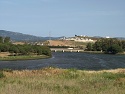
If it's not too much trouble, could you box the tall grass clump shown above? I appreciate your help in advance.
[0,71,5,78]
[61,68,80,79]
[101,72,125,80]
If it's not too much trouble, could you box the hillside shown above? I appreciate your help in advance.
[0,30,44,41]
[0,30,60,41]
[47,40,87,49]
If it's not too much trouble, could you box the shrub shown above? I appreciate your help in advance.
[106,44,123,54]
[2,68,13,72]
[62,68,79,79]
[0,71,5,78]
[102,72,125,80]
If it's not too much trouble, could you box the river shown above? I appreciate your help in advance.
[0,52,125,70]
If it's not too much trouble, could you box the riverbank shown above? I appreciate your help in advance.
[51,48,125,55]
[0,55,50,61]
[0,67,125,94]
[51,48,104,53]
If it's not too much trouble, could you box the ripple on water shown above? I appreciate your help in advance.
[0,52,125,70]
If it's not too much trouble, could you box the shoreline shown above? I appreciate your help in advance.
[2,67,125,73]
[0,51,124,61]
[51,48,125,55]
[0,55,51,61]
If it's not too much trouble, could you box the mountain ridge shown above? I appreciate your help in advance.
[0,30,124,41]
[0,30,60,41]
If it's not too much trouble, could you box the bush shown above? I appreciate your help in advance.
[106,44,123,54]
[87,38,125,54]
[102,72,125,80]
[62,68,79,79]
[0,71,5,78]
[2,68,13,72]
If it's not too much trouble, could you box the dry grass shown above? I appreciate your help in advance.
[0,68,125,94]
[48,40,74,46]
[0,52,10,57]
[48,40,87,48]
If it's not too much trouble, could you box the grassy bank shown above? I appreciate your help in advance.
[0,68,125,94]
[0,55,50,61]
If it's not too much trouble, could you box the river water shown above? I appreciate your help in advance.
[0,52,125,70]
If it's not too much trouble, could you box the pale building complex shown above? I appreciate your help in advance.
[61,35,95,43]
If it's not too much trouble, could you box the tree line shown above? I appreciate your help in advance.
[0,36,51,56]
[86,38,125,54]
[0,36,10,43]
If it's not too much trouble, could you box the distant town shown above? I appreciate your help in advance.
[26,35,111,47]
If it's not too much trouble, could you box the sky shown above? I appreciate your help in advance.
[0,0,125,37]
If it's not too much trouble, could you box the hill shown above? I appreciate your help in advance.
[115,37,125,40]
[0,30,60,41]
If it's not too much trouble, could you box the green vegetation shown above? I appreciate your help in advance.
[0,36,51,60]
[0,55,50,61]
[0,68,125,94]
[0,71,5,78]
[0,44,51,56]
[0,36,11,44]
[86,38,125,54]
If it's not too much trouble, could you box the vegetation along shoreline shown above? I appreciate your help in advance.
[0,36,52,61]
[86,38,125,54]
[0,54,51,61]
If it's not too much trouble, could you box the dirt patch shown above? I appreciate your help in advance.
[0,52,10,57]
[48,40,76,47]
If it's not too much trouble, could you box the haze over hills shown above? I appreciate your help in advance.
[0,30,60,41]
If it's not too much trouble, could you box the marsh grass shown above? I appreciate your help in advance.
[0,71,5,78]
[0,55,50,61]
[0,68,125,94]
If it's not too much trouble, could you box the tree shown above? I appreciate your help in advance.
[0,36,3,43]
[19,47,27,55]
[121,41,125,51]
[93,41,102,51]
[4,37,10,43]
[106,44,123,54]
[41,46,52,56]
[0,37,52,56]
[9,45,19,54]
[86,43,93,51]
[0,44,10,52]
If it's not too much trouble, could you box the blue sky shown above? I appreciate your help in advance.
[0,0,125,37]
